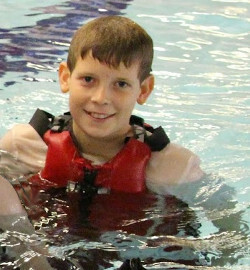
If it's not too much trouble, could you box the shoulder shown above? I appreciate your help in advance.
[0,123,47,173]
[0,123,46,152]
[146,142,204,191]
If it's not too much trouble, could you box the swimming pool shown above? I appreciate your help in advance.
[0,0,249,269]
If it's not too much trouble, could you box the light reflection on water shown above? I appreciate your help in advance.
[0,0,250,269]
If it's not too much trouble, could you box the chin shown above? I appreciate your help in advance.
[84,129,113,140]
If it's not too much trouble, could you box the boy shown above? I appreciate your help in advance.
[0,15,204,270]
[0,15,203,213]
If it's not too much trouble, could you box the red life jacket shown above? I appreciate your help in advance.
[29,109,170,193]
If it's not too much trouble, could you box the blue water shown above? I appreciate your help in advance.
[0,0,249,269]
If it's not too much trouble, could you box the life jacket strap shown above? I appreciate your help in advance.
[29,109,170,151]
[29,108,54,138]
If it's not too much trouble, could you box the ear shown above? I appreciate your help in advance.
[58,62,71,93]
[137,75,154,105]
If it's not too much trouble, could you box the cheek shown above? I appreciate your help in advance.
[68,93,76,106]
[119,98,137,115]
[69,88,84,103]
[68,92,82,113]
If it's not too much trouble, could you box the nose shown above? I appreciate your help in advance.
[91,84,110,105]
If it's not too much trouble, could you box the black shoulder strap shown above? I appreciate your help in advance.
[29,109,54,138]
[144,126,170,151]
[129,115,144,127]
[129,115,170,151]
[29,109,71,138]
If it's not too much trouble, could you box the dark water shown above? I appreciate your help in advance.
[0,155,243,269]
[0,180,213,269]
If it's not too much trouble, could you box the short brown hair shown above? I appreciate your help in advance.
[67,16,153,82]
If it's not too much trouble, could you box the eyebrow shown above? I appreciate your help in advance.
[76,71,96,77]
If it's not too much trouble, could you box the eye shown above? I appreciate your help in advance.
[116,80,129,89]
[83,76,93,83]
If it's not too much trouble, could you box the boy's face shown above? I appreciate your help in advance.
[59,52,153,142]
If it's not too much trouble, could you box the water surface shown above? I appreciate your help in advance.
[0,0,249,269]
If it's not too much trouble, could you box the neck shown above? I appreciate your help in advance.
[72,125,132,161]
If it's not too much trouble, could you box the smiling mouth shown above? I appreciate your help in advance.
[85,110,115,120]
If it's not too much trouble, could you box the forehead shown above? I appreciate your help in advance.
[74,52,141,76]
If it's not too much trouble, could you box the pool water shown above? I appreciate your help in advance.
[0,0,249,269]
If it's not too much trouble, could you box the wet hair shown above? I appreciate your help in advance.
[67,16,153,82]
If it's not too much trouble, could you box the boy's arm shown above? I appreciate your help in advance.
[0,175,26,215]
[0,123,47,175]
[0,177,54,270]
[146,142,204,192]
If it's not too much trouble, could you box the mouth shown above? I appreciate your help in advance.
[85,110,115,120]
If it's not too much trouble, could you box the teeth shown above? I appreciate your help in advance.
[90,112,110,119]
